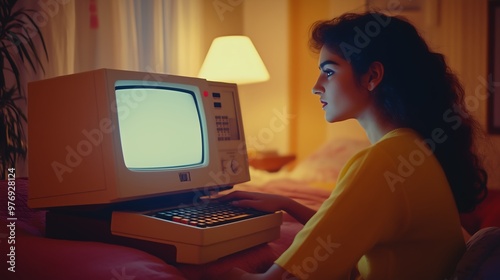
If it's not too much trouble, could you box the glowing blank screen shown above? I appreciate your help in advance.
[116,87,203,169]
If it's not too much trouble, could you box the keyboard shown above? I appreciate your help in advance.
[149,202,270,228]
[111,202,282,264]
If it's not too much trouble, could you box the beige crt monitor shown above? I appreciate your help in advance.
[28,68,250,209]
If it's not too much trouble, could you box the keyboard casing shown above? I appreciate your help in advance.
[111,208,282,264]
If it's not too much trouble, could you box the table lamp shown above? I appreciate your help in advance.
[198,35,270,84]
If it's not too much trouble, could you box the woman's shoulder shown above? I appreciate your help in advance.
[340,128,431,175]
[373,128,429,156]
[377,128,422,145]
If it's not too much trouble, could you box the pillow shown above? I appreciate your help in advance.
[289,138,370,186]
[452,227,500,279]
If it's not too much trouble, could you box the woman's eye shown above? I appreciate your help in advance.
[323,69,334,77]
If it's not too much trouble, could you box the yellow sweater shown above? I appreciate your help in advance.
[275,128,465,280]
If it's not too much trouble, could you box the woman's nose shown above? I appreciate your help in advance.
[312,88,323,95]
[312,79,324,95]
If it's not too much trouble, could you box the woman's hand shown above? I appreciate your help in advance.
[216,190,316,225]
[215,191,290,213]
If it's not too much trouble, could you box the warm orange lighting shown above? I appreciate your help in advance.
[198,36,270,85]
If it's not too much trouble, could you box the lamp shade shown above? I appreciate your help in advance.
[198,36,270,85]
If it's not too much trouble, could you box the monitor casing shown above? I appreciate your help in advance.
[28,68,250,209]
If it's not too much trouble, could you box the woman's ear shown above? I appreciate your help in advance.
[364,61,384,91]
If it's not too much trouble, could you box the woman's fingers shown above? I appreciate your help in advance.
[230,199,259,208]
[216,191,258,202]
[212,191,286,213]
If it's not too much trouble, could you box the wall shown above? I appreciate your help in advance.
[200,0,244,52]
[287,0,330,163]
[288,0,368,163]
[198,0,291,156]
[241,0,290,155]
[426,0,500,189]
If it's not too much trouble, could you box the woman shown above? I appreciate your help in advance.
[220,11,488,280]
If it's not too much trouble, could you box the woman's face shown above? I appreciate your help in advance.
[312,46,372,123]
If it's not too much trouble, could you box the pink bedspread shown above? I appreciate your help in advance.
[2,176,499,279]
[0,178,330,280]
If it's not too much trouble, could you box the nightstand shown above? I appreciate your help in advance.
[248,153,296,172]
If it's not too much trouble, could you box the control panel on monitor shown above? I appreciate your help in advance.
[27,68,250,209]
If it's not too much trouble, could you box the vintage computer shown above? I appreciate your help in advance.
[27,68,282,264]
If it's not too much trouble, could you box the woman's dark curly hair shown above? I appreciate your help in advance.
[310,12,488,213]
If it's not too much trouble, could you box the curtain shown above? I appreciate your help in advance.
[42,0,203,78]
[14,0,202,177]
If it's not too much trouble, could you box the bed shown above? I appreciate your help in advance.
[1,137,500,280]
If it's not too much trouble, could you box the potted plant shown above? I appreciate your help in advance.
[1,0,47,179]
